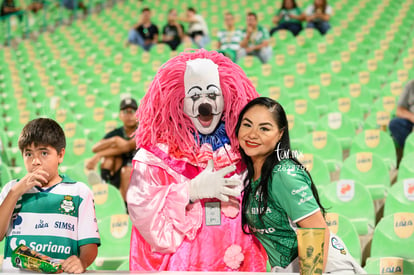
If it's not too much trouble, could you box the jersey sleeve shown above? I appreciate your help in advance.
[78,186,100,247]
[270,161,320,223]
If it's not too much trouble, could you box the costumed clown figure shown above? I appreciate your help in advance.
[127,49,267,271]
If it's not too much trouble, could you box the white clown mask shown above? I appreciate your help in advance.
[184,59,224,135]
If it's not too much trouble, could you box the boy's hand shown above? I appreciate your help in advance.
[61,255,86,274]
[14,169,49,195]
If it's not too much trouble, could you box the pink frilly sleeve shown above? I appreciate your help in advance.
[127,149,202,254]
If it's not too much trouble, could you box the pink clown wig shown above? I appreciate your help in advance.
[135,49,259,161]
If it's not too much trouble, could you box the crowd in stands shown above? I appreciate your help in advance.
[123,0,332,64]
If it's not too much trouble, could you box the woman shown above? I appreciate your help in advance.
[270,0,305,37]
[305,0,332,35]
[236,97,365,273]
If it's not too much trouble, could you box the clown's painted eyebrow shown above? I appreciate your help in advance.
[188,86,202,94]
[207,84,220,90]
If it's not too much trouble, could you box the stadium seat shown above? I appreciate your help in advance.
[383,179,414,218]
[305,84,331,116]
[370,212,414,259]
[340,152,390,200]
[314,112,356,150]
[297,153,331,190]
[92,183,126,222]
[116,259,129,271]
[325,213,362,264]
[300,131,343,172]
[287,114,308,149]
[59,160,90,185]
[364,257,414,275]
[397,152,414,182]
[94,214,131,270]
[319,180,375,235]
[285,99,320,132]
[349,129,397,170]
[0,163,12,187]
[403,132,414,156]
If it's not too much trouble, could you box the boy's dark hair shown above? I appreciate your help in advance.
[141,7,150,13]
[18,118,66,153]
[187,7,196,13]
[247,12,257,19]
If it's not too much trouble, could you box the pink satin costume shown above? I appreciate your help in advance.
[127,144,267,271]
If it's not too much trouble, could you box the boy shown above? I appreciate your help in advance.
[0,118,100,273]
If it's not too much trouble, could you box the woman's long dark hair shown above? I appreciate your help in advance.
[314,0,327,14]
[235,97,325,234]
[281,0,298,9]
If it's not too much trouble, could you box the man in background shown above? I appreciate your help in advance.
[86,98,138,201]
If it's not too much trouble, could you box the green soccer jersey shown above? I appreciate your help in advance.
[245,159,320,268]
[278,7,302,24]
[0,175,100,272]
[242,25,270,47]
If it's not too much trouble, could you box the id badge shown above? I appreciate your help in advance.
[205,202,221,226]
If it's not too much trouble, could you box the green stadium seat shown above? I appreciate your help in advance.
[340,152,390,200]
[314,112,356,150]
[287,114,308,149]
[325,213,362,264]
[285,99,320,132]
[116,259,129,271]
[397,152,414,182]
[403,132,414,156]
[93,214,131,270]
[92,183,126,222]
[370,212,414,259]
[64,137,94,164]
[363,109,391,132]
[300,131,343,172]
[383,179,414,218]
[320,180,375,235]
[297,153,331,190]
[0,163,12,187]
[349,129,397,170]
[305,84,332,116]
[364,257,414,275]
[346,82,374,113]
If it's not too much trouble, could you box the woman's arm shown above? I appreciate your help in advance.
[297,211,330,272]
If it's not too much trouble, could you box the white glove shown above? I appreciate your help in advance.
[189,159,242,202]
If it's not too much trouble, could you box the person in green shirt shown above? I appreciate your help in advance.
[270,0,305,36]
[239,12,272,64]
[235,97,365,273]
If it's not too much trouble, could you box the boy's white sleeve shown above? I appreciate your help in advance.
[77,186,100,246]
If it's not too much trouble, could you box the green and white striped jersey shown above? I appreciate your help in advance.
[0,175,100,272]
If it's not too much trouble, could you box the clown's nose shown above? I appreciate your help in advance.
[199,103,212,116]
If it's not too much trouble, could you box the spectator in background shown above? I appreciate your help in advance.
[161,8,184,51]
[26,0,44,14]
[86,98,138,201]
[305,0,332,35]
[0,0,21,18]
[217,12,243,62]
[61,0,88,16]
[270,0,305,37]
[239,12,272,64]
[389,79,414,166]
[180,7,209,48]
[127,7,159,51]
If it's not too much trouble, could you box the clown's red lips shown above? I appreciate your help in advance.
[198,114,213,127]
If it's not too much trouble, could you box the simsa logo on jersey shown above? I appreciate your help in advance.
[10,238,72,255]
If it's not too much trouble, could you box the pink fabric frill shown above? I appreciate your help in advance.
[127,148,267,271]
